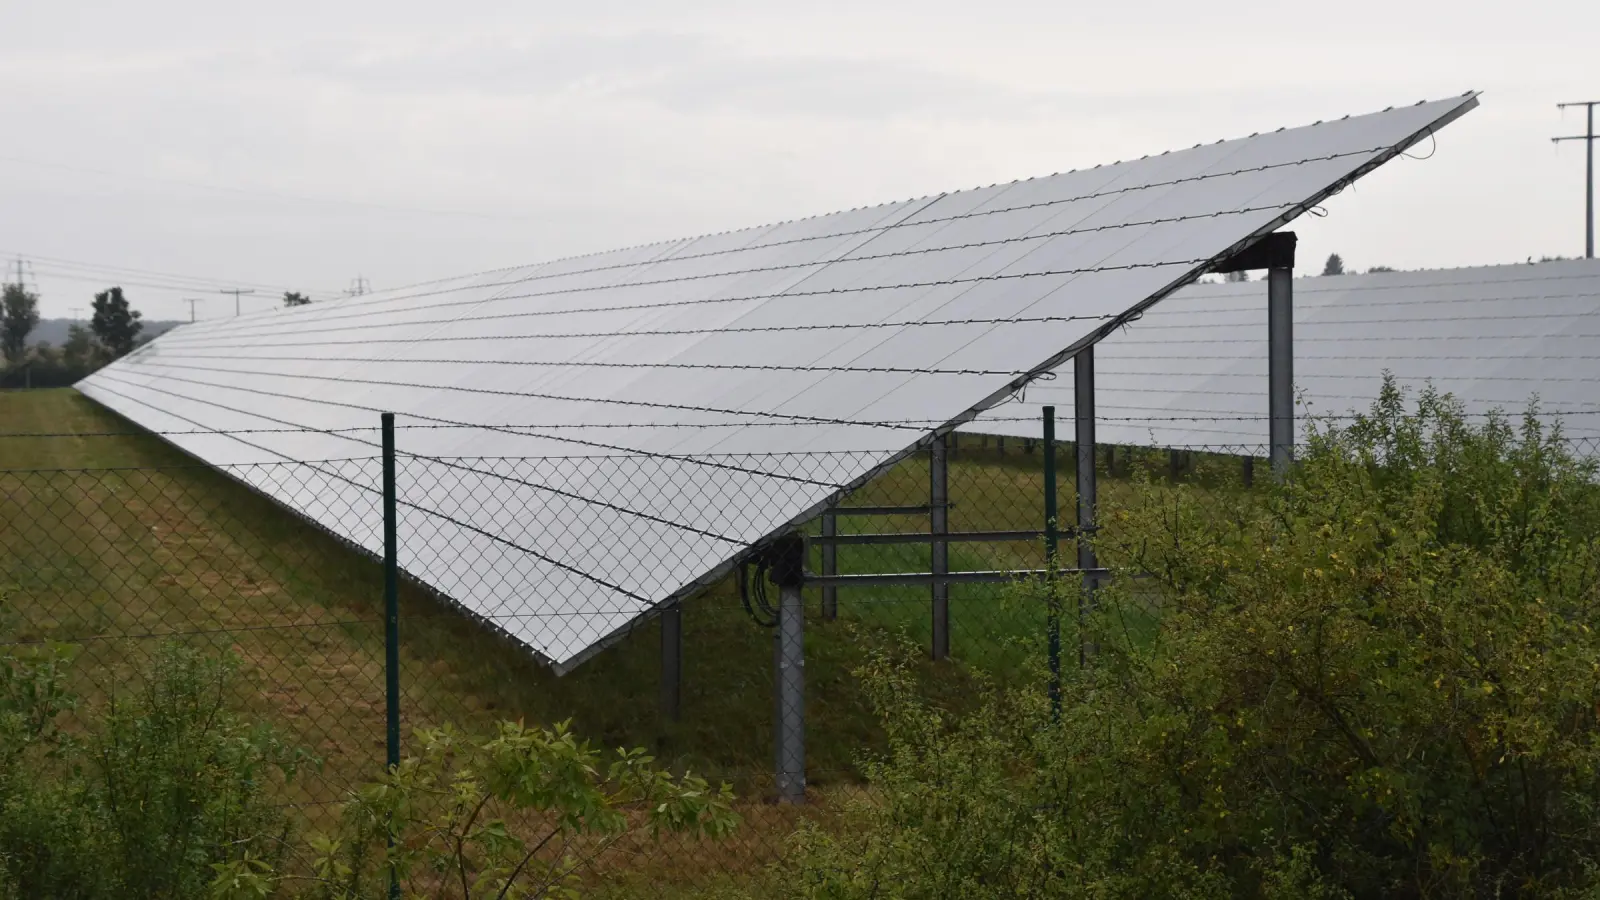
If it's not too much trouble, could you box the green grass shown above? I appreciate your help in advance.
[0,388,1240,889]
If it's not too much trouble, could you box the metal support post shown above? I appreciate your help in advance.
[1242,456,1255,488]
[770,536,807,804]
[660,603,682,720]
[930,434,950,660]
[381,413,401,900]
[1043,405,1060,720]
[1074,349,1098,667]
[1168,448,1183,482]
[1268,265,1294,478]
[820,512,838,621]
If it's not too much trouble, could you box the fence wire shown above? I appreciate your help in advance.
[5,421,1590,895]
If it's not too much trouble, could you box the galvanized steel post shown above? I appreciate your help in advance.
[1074,349,1098,667]
[380,413,401,900]
[771,536,807,804]
[1268,265,1294,478]
[930,434,950,660]
[1043,405,1060,719]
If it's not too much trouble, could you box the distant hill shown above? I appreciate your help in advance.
[27,318,185,348]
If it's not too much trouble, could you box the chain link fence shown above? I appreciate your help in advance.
[9,408,1567,894]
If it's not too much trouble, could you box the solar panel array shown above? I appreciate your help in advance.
[76,93,1478,671]
[971,257,1600,448]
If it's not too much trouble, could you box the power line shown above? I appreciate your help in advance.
[0,154,543,223]
[1,249,322,296]
[1554,101,1599,259]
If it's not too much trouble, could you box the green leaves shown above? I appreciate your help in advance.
[781,381,1600,898]
[0,642,298,900]
[307,719,739,899]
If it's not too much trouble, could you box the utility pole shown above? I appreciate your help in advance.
[182,298,204,323]
[69,307,83,321]
[1554,100,1599,259]
[219,287,256,316]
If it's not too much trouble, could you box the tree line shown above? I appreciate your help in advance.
[2,287,315,388]
[2,285,145,388]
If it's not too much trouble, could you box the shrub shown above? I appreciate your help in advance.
[289,721,739,899]
[0,640,303,899]
[781,381,1600,898]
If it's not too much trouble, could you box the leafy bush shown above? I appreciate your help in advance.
[781,382,1600,898]
[287,721,738,899]
[0,640,302,899]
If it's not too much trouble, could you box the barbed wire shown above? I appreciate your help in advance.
[11,409,1597,442]
[187,147,1390,329]
[138,314,1126,352]
[102,361,952,431]
[143,352,1038,378]
[148,256,1200,346]
[86,372,855,482]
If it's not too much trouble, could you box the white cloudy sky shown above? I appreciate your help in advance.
[0,0,1594,320]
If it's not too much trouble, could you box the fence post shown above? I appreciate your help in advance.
[770,535,807,804]
[381,412,401,900]
[1043,405,1060,721]
[1074,349,1098,668]
[930,434,950,660]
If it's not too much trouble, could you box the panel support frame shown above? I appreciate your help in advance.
[930,434,950,660]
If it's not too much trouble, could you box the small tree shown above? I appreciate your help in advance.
[1367,265,1397,274]
[1224,270,1251,283]
[282,291,311,308]
[61,324,101,376]
[1,283,40,365]
[1321,252,1345,276]
[283,721,738,899]
[90,287,143,358]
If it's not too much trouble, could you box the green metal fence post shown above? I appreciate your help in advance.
[381,412,401,899]
[1043,405,1060,721]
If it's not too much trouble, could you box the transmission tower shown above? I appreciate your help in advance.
[346,275,371,297]
[9,257,36,293]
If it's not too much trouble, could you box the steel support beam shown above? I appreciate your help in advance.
[803,568,1107,588]
[830,504,937,517]
[930,434,950,660]
[770,536,807,804]
[810,529,1047,546]
[1044,405,1061,718]
[1075,348,1098,666]
[820,512,837,621]
[1268,265,1294,478]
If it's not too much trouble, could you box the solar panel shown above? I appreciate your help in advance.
[77,93,1479,671]
[970,257,1600,449]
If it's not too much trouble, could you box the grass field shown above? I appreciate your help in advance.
[0,387,1237,888]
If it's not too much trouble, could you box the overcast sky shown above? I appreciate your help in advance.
[0,1,1595,321]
